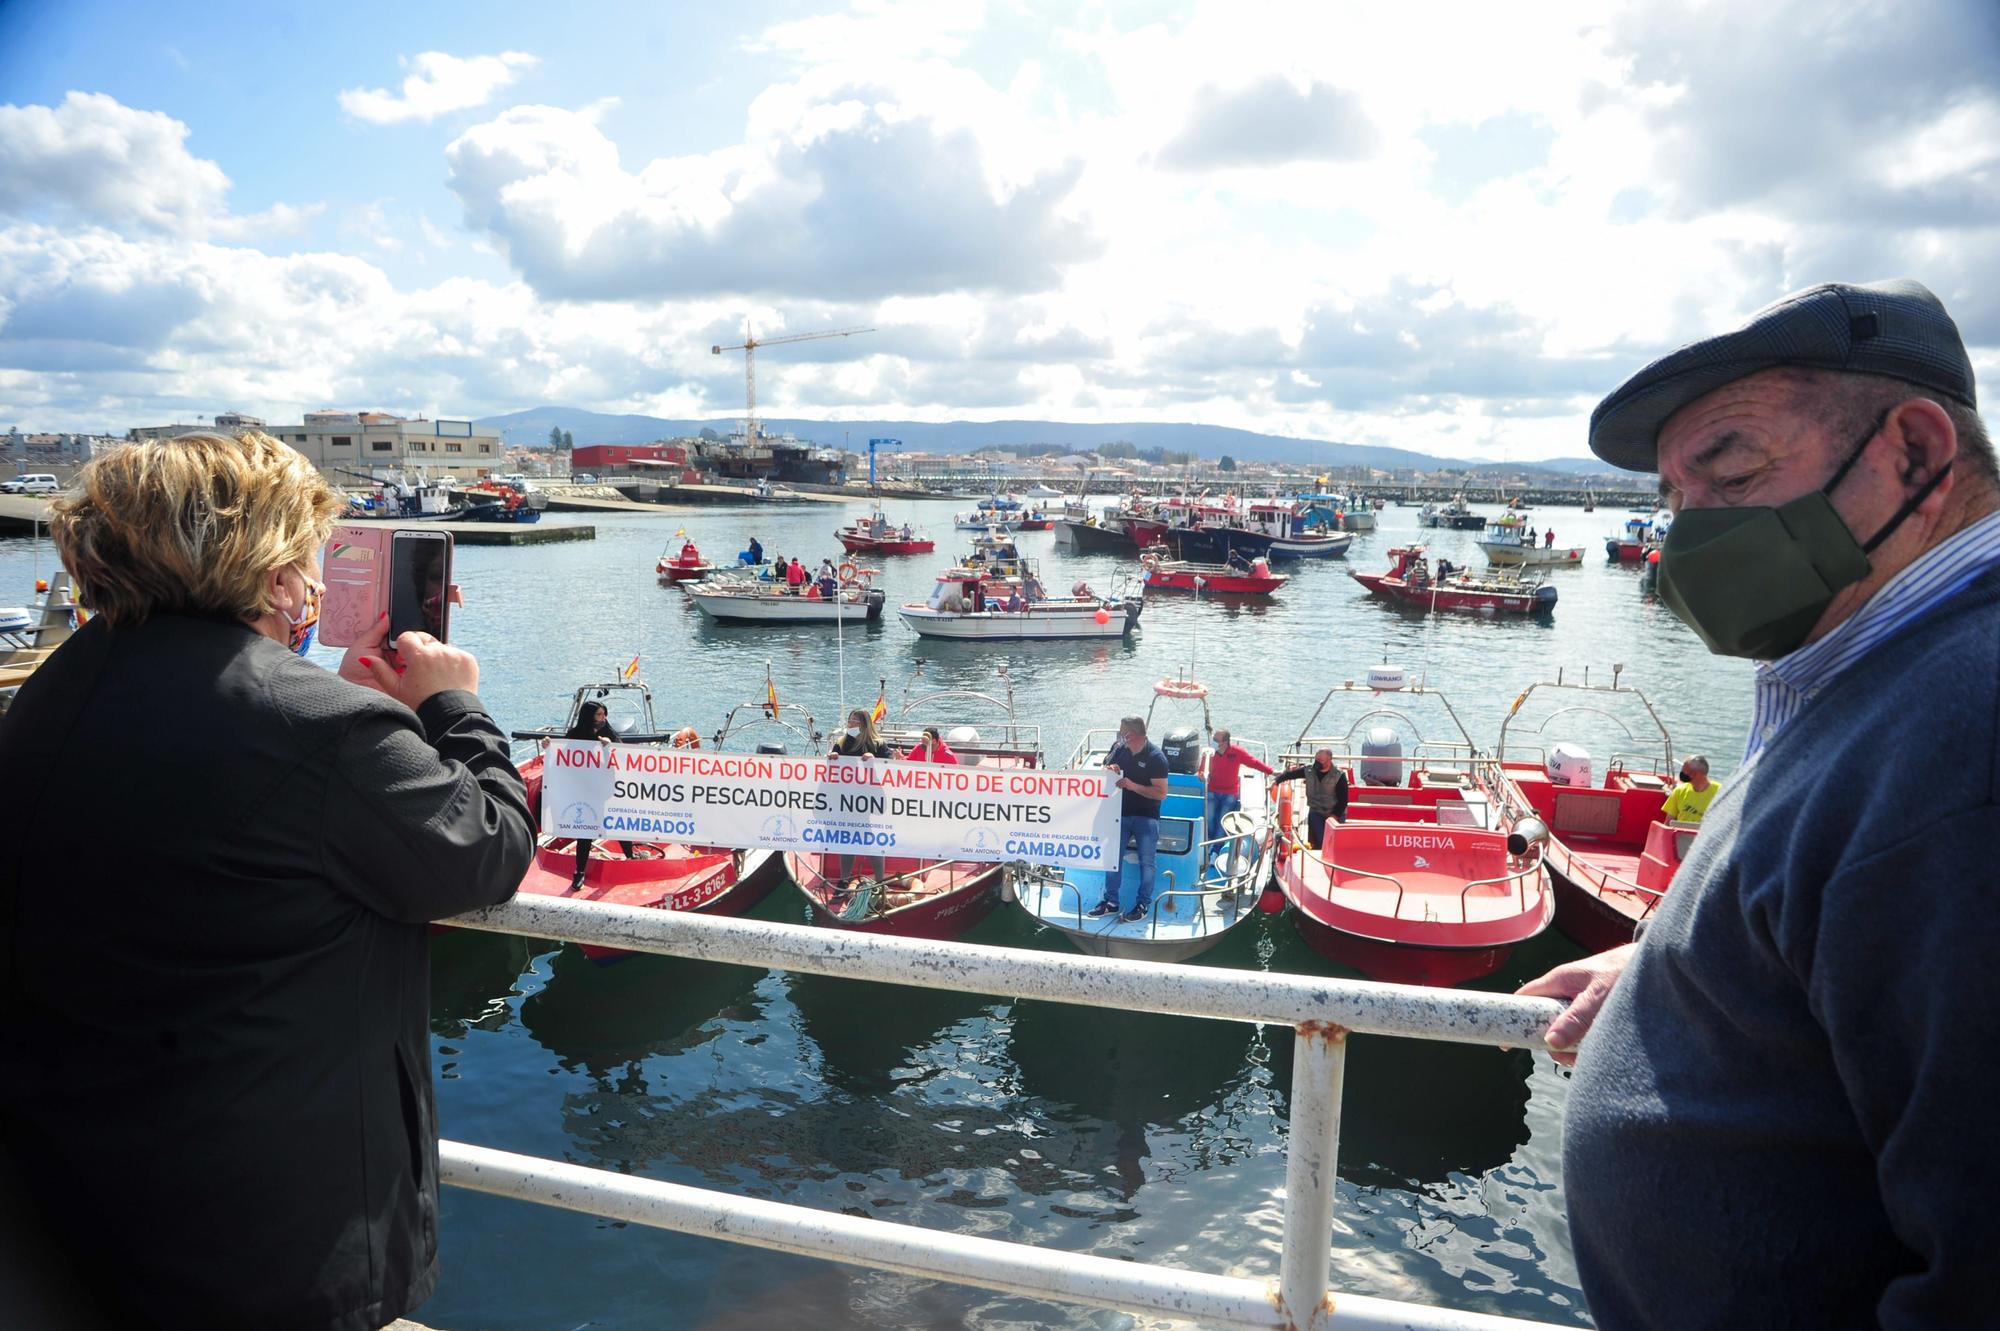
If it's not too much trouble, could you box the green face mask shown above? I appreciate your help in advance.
[1656,413,1951,660]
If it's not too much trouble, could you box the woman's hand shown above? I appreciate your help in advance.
[354,631,480,710]
[337,613,393,695]
[1516,943,1636,1066]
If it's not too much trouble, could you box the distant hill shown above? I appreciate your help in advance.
[478,406,1623,477]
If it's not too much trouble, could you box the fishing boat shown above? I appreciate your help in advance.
[655,538,716,582]
[687,572,886,623]
[1417,495,1486,531]
[836,511,934,555]
[1172,498,1352,561]
[900,532,1143,640]
[1352,546,1557,615]
[342,473,464,521]
[1052,509,1134,553]
[1606,509,1672,562]
[1492,668,1691,953]
[1478,515,1586,567]
[1273,668,1554,986]
[1015,671,1277,962]
[0,571,80,704]
[953,494,1032,531]
[459,479,547,523]
[1297,491,1376,533]
[1138,549,1288,595]
[508,680,786,959]
[784,668,1041,938]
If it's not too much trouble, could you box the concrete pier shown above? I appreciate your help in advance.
[0,493,52,531]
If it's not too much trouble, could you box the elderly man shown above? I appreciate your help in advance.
[1522,279,1998,1329]
[1659,753,1718,824]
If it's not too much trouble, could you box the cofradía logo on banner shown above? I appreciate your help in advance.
[541,741,1117,869]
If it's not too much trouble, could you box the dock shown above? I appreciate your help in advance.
[610,481,846,506]
[0,493,52,531]
[371,518,593,546]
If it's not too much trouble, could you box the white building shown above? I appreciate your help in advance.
[127,410,502,481]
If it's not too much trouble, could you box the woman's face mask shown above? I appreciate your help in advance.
[287,577,324,656]
[846,726,861,738]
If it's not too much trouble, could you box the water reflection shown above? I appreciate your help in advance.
[518,946,770,1079]
[786,971,998,1096]
[429,928,536,1039]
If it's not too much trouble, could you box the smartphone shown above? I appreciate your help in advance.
[389,530,453,644]
[321,526,390,648]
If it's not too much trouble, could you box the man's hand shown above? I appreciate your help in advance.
[1516,943,1636,1066]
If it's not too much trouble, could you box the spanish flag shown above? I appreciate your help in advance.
[674,526,688,539]
[764,676,780,718]
[869,691,887,725]
[621,655,640,680]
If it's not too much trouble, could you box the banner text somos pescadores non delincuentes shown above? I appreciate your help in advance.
[541,741,1119,868]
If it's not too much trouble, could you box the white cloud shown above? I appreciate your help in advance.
[1158,77,1377,170]
[0,92,230,235]
[339,51,538,125]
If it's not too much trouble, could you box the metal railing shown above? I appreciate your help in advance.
[441,896,1568,1330]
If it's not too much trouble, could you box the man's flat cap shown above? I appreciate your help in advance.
[1588,278,1977,472]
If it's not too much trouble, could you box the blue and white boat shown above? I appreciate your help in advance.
[1014,672,1276,962]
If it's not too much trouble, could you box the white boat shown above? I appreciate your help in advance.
[1479,519,1586,567]
[1014,673,1277,962]
[688,583,886,623]
[898,598,1140,640]
[1022,483,1063,500]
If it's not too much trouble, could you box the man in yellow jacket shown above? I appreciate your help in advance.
[1661,754,1719,823]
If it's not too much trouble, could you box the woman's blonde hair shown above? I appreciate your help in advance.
[49,431,342,627]
[848,709,881,749]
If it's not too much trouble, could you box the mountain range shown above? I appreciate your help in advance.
[475,407,1616,476]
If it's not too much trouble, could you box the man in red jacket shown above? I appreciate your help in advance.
[1203,727,1273,855]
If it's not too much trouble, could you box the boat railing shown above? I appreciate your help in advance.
[443,894,1566,1331]
[1456,859,1546,921]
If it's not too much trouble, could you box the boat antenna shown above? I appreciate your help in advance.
[835,572,848,722]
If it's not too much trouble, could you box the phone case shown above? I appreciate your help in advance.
[321,525,391,648]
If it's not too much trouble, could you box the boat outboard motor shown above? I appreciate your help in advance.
[755,741,787,756]
[1507,818,1549,858]
[1358,726,1404,786]
[1160,726,1201,775]
[1549,742,1593,788]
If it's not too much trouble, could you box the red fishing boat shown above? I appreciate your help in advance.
[1493,670,1693,953]
[1352,546,1558,614]
[1138,550,1288,595]
[836,511,935,555]
[1273,669,1554,986]
[655,538,716,582]
[509,681,785,958]
[783,669,1043,938]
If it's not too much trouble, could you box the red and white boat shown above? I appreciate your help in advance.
[1352,546,1558,615]
[1138,549,1288,596]
[1274,668,1554,986]
[784,669,1042,938]
[837,511,934,555]
[656,539,717,582]
[510,681,784,959]
[1492,670,1693,953]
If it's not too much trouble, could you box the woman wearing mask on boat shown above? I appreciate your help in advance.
[0,431,534,1331]
[564,700,631,888]
[827,708,891,887]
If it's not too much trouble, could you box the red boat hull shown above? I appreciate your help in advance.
[513,843,782,959]
[1289,910,1514,986]
[838,533,935,555]
[1496,763,1688,954]
[785,852,1007,939]
[1351,572,1548,614]
[658,562,714,582]
[1015,518,1054,531]
[1548,860,1645,955]
[1145,568,1287,595]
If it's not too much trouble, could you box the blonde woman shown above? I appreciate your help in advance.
[0,432,533,1331]
[826,706,890,887]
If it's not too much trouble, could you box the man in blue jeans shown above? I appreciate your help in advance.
[1089,715,1171,923]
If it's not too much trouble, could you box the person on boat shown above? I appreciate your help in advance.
[1088,716,1171,924]
[0,431,533,1330]
[1226,549,1251,571]
[1003,587,1023,612]
[1203,727,1274,855]
[1520,279,2000,1330]
[819,557,837,584]
[746,535,763,565]
[903,725,958,764]
[564,701,631,886]
[765,551,784,582]
[786,556,806,593]
[1022,573,1046,603]
[1544,527,1556,548]
[901,522,915,541]
[1658,754,1719,824]
[827,709,892,889]
[1271,748,1349,853]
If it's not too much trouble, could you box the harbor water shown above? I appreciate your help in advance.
[0,500,1753,1328]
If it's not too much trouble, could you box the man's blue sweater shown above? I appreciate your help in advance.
[1564,569,2000,1329]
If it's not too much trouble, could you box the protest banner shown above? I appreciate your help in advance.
[540,741,1119,869]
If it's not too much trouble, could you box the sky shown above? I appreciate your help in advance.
[0,0,1996,461]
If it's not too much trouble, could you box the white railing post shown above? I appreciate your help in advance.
[1279,1022,1347,1331]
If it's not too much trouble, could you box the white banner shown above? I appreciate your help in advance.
[540,741,1119,869]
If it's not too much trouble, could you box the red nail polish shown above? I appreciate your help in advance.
[378,611,388,620]
[358,657,373,667]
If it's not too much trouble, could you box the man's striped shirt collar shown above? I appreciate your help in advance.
[1745,510,2000,762]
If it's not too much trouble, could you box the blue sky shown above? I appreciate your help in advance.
[1,0,1996,458]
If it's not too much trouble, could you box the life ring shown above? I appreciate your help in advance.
[1152,677,1209,699]
[837,561,860,584]
[1140,553,1161,570]
[670,726,701,749]
[1275,784,1296,863]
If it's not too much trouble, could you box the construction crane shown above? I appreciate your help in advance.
[711,325,874,449]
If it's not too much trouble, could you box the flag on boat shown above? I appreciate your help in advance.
[764,675,780,718]
[674,526,687,539]
[621,655,640,680]
[870,691,887,724]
